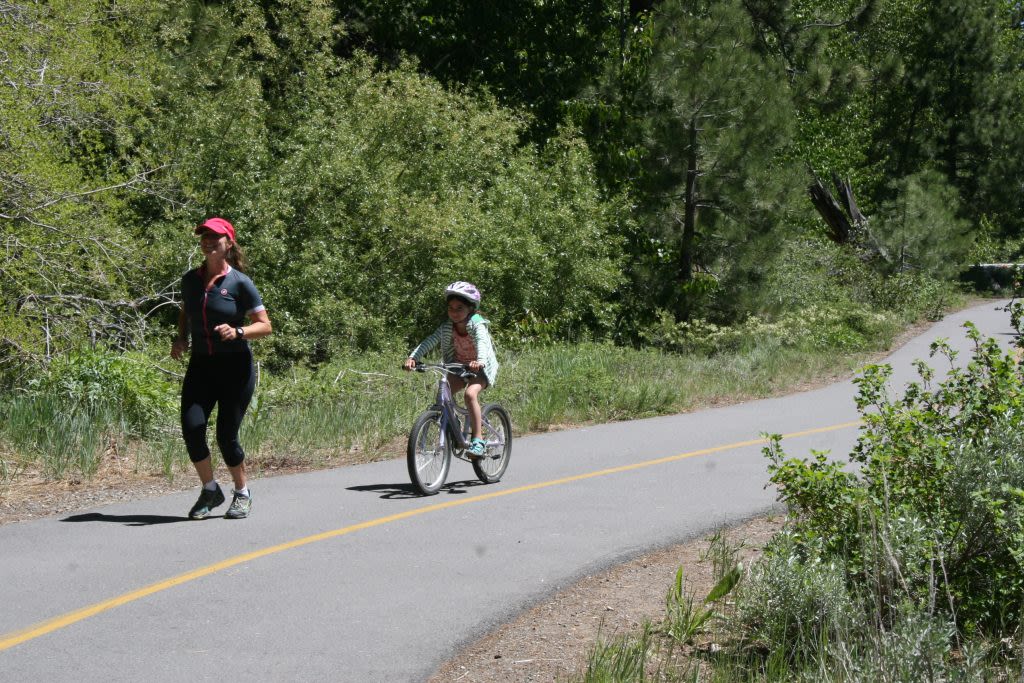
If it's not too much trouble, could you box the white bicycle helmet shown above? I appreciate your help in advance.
[444,281,481,308]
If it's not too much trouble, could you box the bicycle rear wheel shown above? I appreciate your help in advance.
[472,403,511,484]
[407,409,451,495]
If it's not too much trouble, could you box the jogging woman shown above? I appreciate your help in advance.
[171,217,272,519]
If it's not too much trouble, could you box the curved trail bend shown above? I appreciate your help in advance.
[0,299,1012,681]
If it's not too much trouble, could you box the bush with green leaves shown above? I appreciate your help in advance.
[138,0,625,365]
[640,304,900,357]
[24,349,177,437]
[764,321,1024,636]
[728,530,856,670]
[1,0,167,373]
[0,348,177,479]
[244,58,623,362]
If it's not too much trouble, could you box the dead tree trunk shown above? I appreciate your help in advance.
[808,172,889,264]
[808,172,868,246]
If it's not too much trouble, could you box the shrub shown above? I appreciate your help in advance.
[639,304,899,357]
[765,322,1024,634]
[728,530,856,669]
[24,348,177,437]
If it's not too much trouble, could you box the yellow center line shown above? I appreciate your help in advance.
[0,419,861,652]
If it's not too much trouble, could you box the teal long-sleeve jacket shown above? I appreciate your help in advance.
[408,314,499,387]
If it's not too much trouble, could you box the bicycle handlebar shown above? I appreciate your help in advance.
[412,361,477,379]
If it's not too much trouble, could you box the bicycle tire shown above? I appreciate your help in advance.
[407,409,451,495]
[472,403,512,484]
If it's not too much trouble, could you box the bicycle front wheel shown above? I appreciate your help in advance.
[473,403,512,484]
[407,409,451,495]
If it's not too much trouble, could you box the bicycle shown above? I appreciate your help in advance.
[407,362,512,495]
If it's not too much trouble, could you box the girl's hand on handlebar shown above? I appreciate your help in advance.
[467,360,482,372]
[403,358,417,371]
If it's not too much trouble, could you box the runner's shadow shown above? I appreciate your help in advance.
[60,512,189,526]
[347,479,487,500]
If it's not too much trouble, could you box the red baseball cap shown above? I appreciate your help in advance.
[195,217,235,242]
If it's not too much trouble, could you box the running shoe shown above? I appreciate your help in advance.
[225,491,252,519]
[189,484,225,520]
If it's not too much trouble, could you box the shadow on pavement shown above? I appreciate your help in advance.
[347,479,487,499]
[60,512,190,526]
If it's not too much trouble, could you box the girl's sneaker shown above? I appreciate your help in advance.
[467,438,486,458]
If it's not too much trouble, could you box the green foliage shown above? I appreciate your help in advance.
[671,317,1024,677]
[336,0,622,141]
[577,622,656,683]
[660,563,742,646]
[0,0,167,369]
[760,238,872,314]
[640,305,900,357]
[765,321,1024,634]
[0,394,111,479]
[865,272,952,322]
[135,0,626,364]
[639,0,805,321]
[729,530,856,669]
[27,349,177,437]
[872,170,973,279]
[244,60,623,362]
[864,0,1024,234]
[0,348,176,479]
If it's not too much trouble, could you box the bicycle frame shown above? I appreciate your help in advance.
[420,363,474,455]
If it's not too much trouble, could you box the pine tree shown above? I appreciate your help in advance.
[641,0,800,320]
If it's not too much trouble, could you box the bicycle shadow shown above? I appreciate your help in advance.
[60,512,190,526]
[347,479,488,500]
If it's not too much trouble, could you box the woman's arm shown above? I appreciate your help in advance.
[215,309,272,341]
[242,309,272,339]
[171,308,189,360]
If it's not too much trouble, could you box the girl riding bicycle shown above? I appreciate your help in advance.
[403,281,499,457]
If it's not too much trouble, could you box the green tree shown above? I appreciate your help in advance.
[0,0,164,377]
[135,2,624,363]
[867,0,1023,232]
[744,0,885,214]
[245,59,625,361]
[640,0,802,320]
[873,169,972,279]
[335,0,623,140]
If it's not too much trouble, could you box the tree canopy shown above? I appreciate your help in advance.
[2,0,1022,375]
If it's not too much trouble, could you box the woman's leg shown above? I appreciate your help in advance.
[181,356,217,483]
[227,462,247,492]
[215,351,256,491]
[182,355,226,518]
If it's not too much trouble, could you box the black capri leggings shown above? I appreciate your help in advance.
[180,350,256,467]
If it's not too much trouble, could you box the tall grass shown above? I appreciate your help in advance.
[0,308,929,485]
[0,393,119,479]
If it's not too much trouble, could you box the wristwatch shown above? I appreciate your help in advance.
[235,327,245,340]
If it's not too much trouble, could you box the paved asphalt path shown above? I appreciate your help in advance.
[0,299,1015,682]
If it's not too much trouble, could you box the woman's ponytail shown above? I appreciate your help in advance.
[227,242,248,272]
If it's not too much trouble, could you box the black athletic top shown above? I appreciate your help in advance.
[181,265,265,355]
